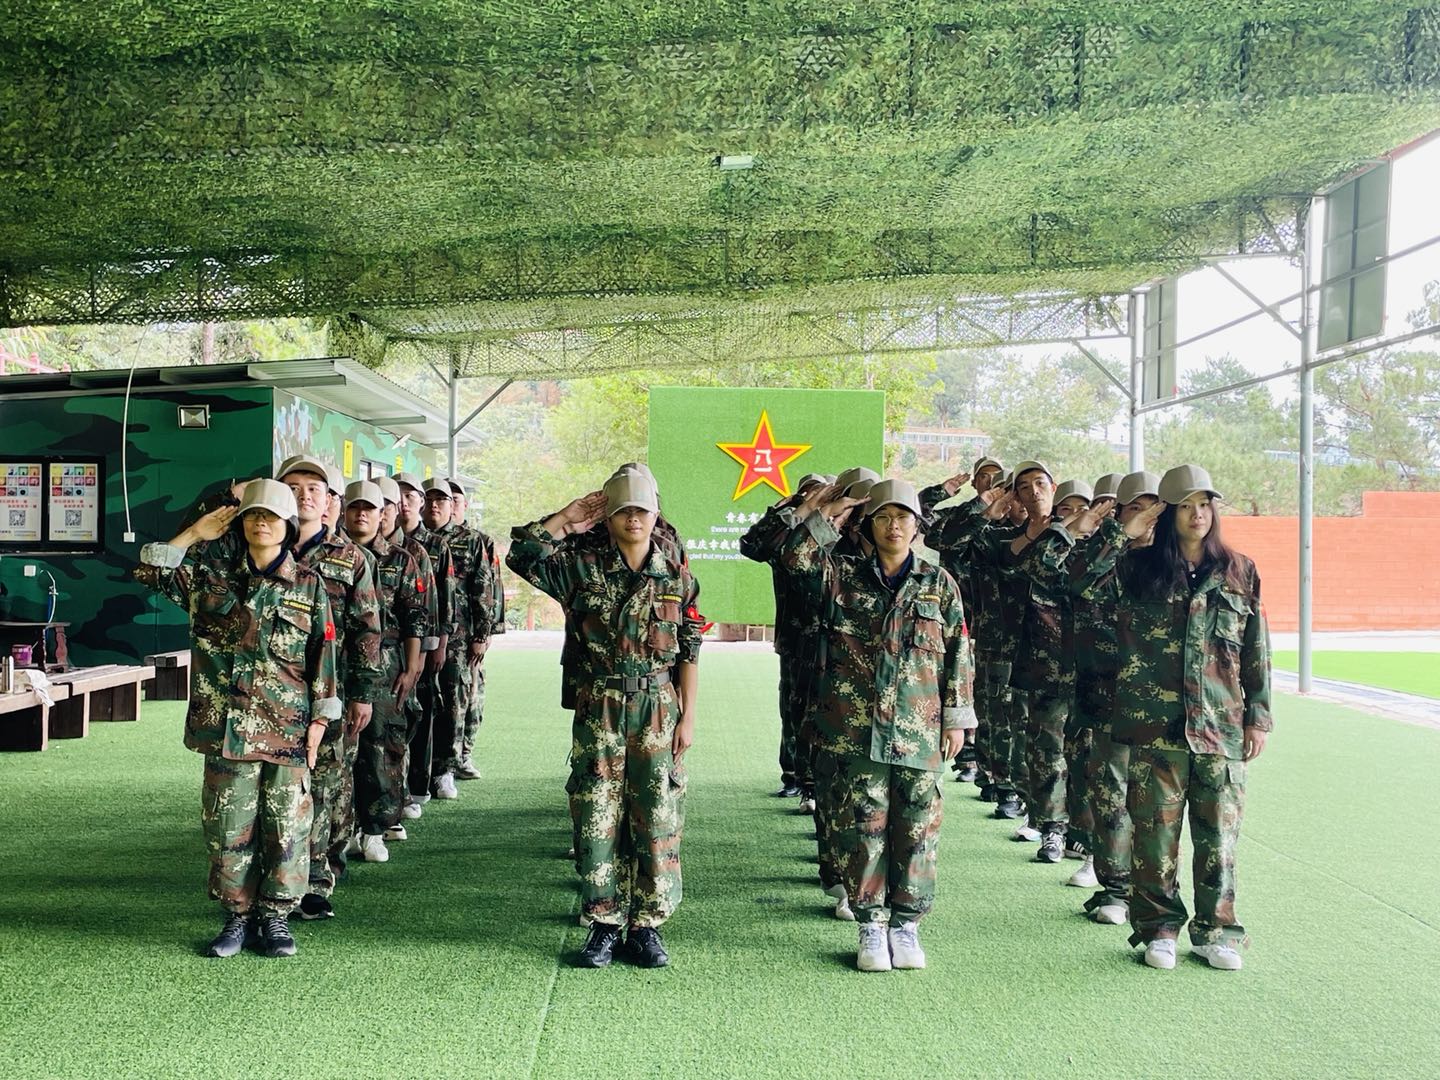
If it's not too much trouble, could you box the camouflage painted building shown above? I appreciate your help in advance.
[0,359,442,665]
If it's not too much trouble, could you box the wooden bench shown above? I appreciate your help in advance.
[0,684,72,752]
[143,650,192,702]
[48,664,156,737]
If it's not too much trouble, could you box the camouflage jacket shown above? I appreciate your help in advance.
[992,523,1075,693]
[941,508,1027,661]
[507,520,703,693]
[364,532,429,649]
[435,522,501,647]
[740,501,821,657]
[919,488,984,639]
[779,513,976,772]
[387,526,440,651]
[135,543,340,766]
[1033,518,1273,757]
[292,527,384,705]
[413,523,459,639]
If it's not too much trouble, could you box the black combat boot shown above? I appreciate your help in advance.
[205,912,253,958]
[575,922,623,968]
[626,926,670,968]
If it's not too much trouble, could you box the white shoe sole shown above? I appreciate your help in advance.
[857,952,893,972]
[890,953,926,970]
[1066,870,1098,888]
[1144,948,1177,970]
[834,900,856,922]
[1194,947,1244,970]
[1092,905,1128,925]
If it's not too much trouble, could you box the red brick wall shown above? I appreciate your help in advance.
[1222,492,1440,631]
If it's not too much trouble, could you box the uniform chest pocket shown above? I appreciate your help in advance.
[270,605,312,664]
[318,557,356,588]
[193,589,240,643]
[648,598,682,659]
[1212,590,1249,648]
[833,588,880,640]
[908,600,946,652]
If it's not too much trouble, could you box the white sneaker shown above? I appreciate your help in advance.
[1092,903,1128,925]
[798,797,817,814]
[344,834,362,857]
[358,834,389,863]
[888,923,926,969]
[1012,823,1041,842]
[1066,856,1097,888]
[1193,943,1244,970]
[384,824,407,842]
[1144,939,1177,970]
[825,883,856,921]
[433,773,459,800]
[400,801,423,820]
[857,924,892,972]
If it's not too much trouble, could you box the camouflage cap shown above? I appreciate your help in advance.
[373,475,401,505]
[604,472,659,515]
[343,480,384,508]
[972,456,1004,475]
[394,471,424,494]
[1053,479,1094,505]
[1011,459,1054,485]
[1158,464,1223,505]
[1117,470,1163,505]
[238,478,299,522]
[1093,472,1125,499]
[864,479,922,518]
[276,454,332,487]
[422,477,453,499]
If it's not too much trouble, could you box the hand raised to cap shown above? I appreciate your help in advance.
[981,490,1016,521]
[1067,497,1116,537]
[941,471,972,497]
[821,492,868,525]
[192,505,239,541]
[561,491,608,535]
[1123,500,1166,541]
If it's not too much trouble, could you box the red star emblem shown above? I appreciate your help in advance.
[716,411,812,500]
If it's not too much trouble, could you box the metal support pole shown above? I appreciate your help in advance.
[1298,205,1315,694]
[1127,293,1144,470]
[447,346,459,477]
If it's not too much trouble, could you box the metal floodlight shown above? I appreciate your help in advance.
[715,154,756,171]
[176,404,210,429]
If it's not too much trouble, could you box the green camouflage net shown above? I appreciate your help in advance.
[2,2,1438,374]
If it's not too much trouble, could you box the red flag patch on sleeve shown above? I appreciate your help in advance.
[416,578,426,593]
[324,621,336,641]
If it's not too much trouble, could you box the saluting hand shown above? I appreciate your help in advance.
[1123,501,1165,542]
[1067,497,1117,537]
[981,490,1016,521]
[185,505,239,543]
[941,471,971,497]
[822,493,868,525]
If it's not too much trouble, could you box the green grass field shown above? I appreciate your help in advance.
[1272,650,1440,699]
[3,646,1439,1079]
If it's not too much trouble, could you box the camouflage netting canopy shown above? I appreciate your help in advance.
[3,2,1439,376]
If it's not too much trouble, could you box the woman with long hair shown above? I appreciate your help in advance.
[1040,464,1272,970]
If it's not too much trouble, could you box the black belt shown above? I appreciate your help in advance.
[602,671,672,694]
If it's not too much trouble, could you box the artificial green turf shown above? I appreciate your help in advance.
[1272,650,1440,699]
[2,646,1439,1079]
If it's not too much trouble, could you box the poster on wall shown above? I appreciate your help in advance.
[48,462,101,544]
[648,386,885,625]
[0,462,43,542]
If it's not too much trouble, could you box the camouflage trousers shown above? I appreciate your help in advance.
[568,683,686,928]
[201,754,312,918]
[1127,746,1248,947]
[432,647,469,779]
[357,653,408,835]
[809,744,842,892]
[776,653,812,788]
[963,653,993,776]
[1081,729,1131,910]
[461,663,487,761]
[990,672,1030,798]
[307,730,354,898]
[1024,688,1072,830]
[816,750,944,926]
[407,664,439,799]
[1064,727,1095,852]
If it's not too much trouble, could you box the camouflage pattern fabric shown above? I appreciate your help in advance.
[1081,731,1132,911]
[1023,689,1071,830]
[818,749,944,926]
[201,755,313,918]
[507,519,703,927]
[411,524,458,791]
[1127,747,1248,947]
[777,514,976,772]
[1002,680,1030,798]
[1063,725,1095,852]
[134,543,341,764]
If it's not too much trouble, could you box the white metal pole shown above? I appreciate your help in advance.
[1128,293,1144,470]
[447,346,459,477]
[1298,205,1315,694]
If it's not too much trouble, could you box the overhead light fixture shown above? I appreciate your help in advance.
[177,404,210,429]
[715,154,756,171]
[394,433,412,449]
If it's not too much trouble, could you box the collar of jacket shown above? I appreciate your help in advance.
[601,539,668,579]
[247,548,299,582]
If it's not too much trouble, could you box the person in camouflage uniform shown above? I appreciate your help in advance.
[272,456,383,922]
[740,472,829,803]
[508,473,703,969]
[779,478,976,972]
[919,457,1003,785]
[447,479,506,782]
[1033,464,1272,970]
[134,480,340,959]
[343,481,428,863]
[413,477,471,801]
[395,473,453,816]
